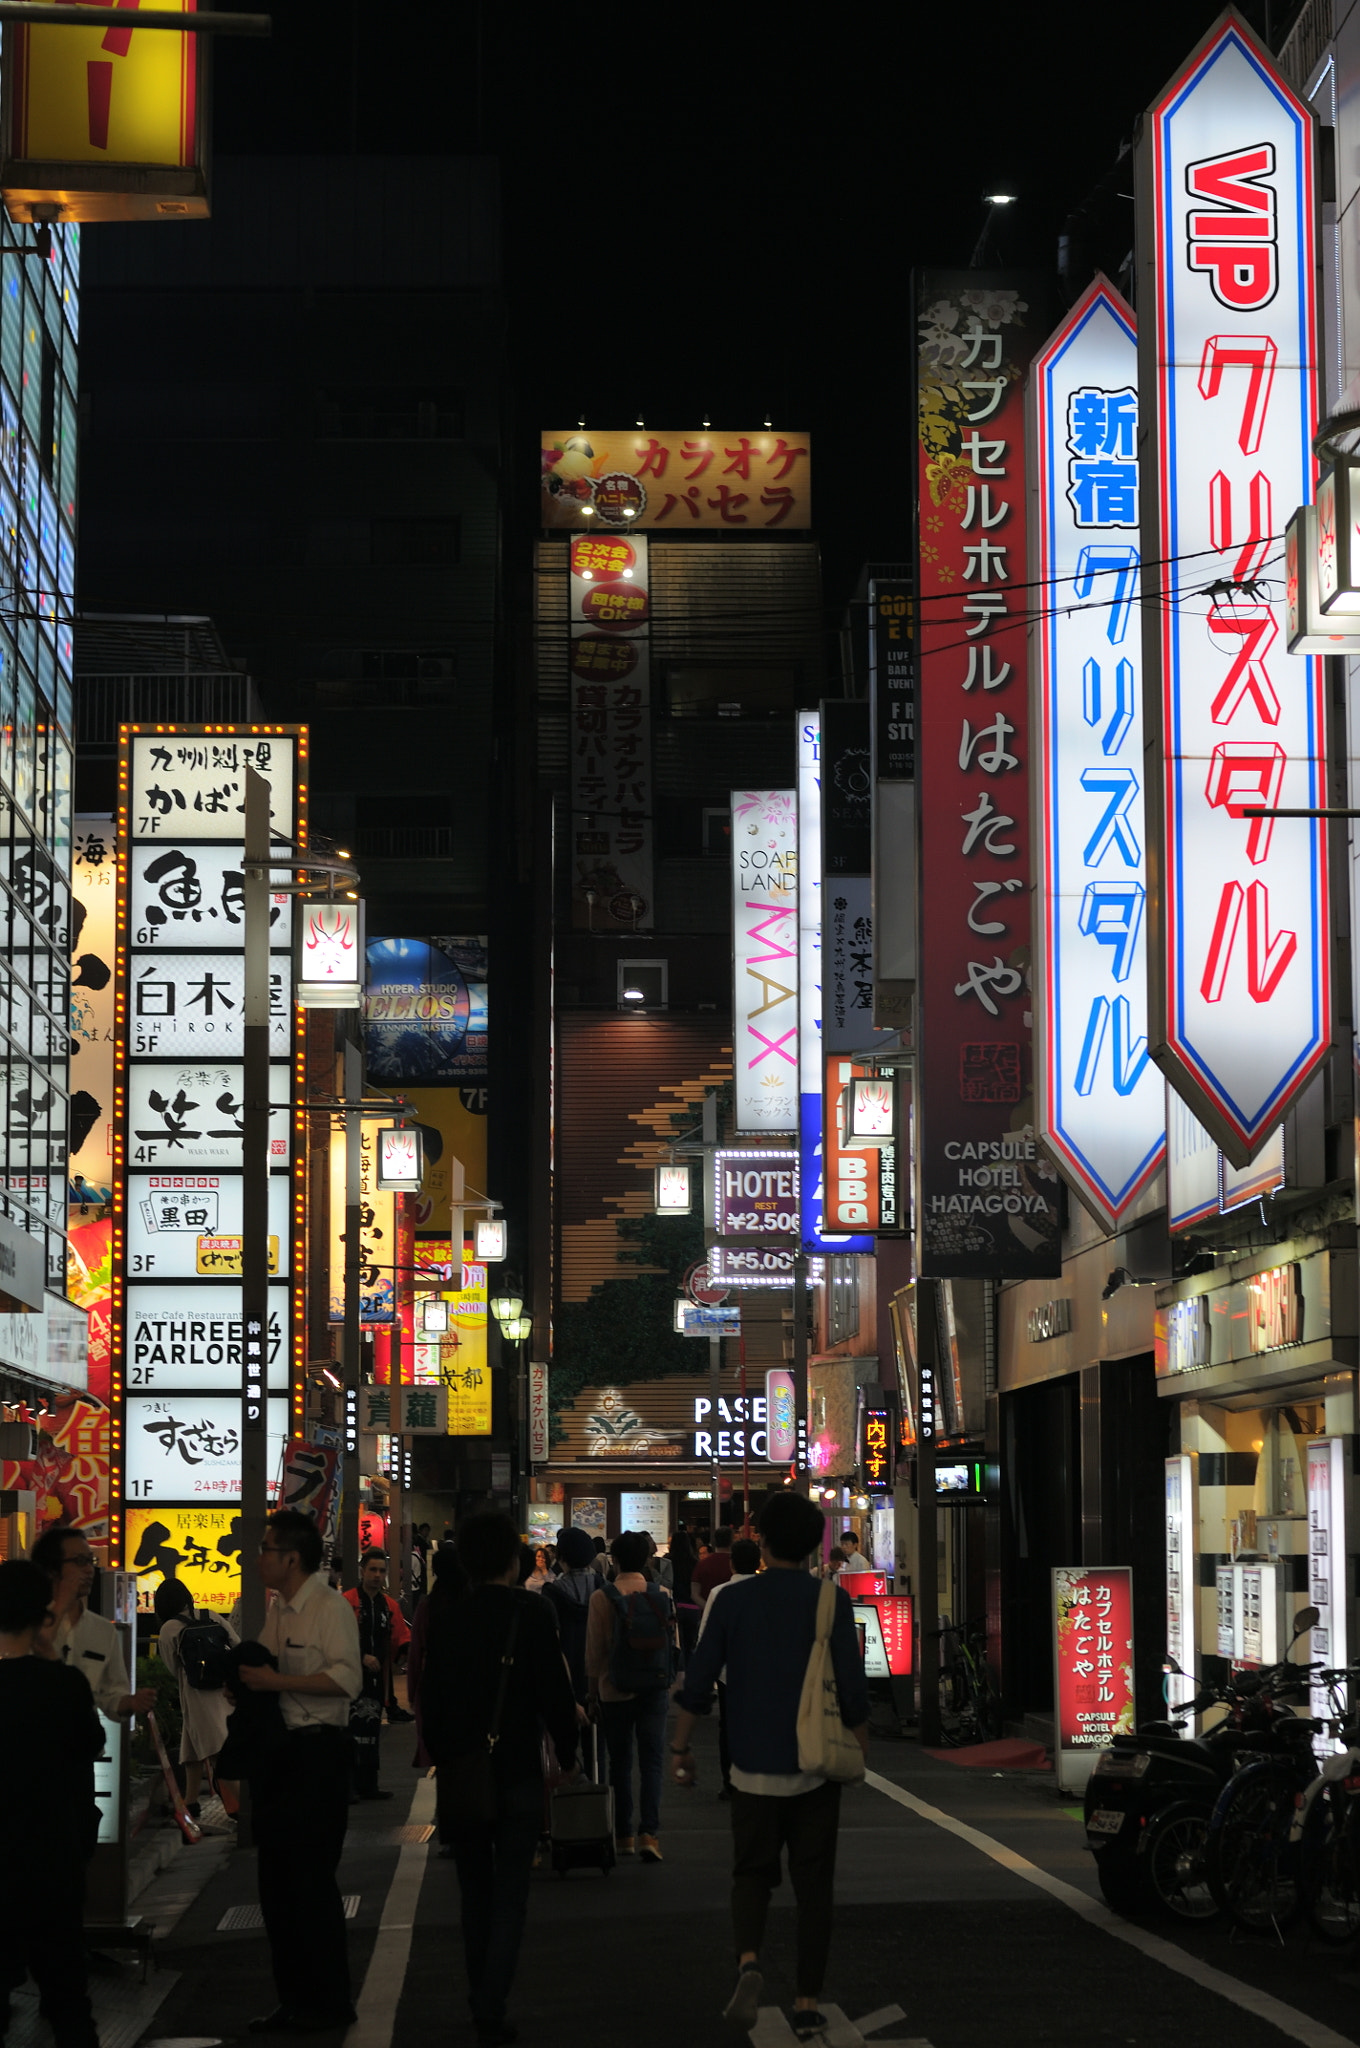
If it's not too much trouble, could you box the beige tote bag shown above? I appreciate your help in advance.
[796,1577,866,1783]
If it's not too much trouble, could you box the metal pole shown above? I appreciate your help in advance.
[709,1334,722,1536]
[238,768,270,1640]
[793,1251,810,1498]
[916,1284,941,1745]
[342,1038,363,1590]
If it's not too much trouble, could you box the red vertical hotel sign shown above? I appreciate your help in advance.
[1137,12,1328,1166]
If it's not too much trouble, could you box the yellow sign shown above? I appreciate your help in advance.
[329,1122,396,1322]
[540,429,811,532]
[444,1263,490,1435]
[195,1235,279,1277]
[5,0,207,223]
[127,1505,239,1614]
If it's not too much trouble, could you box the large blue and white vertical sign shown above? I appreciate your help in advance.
[797,713,869,1253]
[1030,279,1166,1229]
[1137,15,1329,1167]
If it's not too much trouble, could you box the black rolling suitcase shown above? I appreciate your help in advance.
[549,1722,615,1876]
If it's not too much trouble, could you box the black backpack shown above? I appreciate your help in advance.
[604,1584,675,1694]
[177,1617,233,1691]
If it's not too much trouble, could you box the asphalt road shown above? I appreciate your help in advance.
[136,1713,1360,2048]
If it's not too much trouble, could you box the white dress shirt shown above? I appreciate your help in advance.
[258,1571,362,1730]
[54,1605,131,1719]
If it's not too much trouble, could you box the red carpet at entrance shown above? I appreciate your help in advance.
[923,1737,1051,1770]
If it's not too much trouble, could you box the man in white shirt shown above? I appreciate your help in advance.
[32,1527,154,1722]
[840,1535,873,1575]
[236,1509,362,2035]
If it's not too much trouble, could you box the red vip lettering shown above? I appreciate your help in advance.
[1186,146,1279,311]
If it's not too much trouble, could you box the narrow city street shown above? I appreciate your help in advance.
[123,1720,1360,2048]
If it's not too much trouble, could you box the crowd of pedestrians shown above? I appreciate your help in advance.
[0,1489,869,2048]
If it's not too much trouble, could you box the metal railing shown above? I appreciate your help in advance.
[1277,0,1330,92]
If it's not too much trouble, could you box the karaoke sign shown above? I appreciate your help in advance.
[1030,279,1166,1228]
[1137,14,1328,1165]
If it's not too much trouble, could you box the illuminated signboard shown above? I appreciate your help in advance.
[474,1217,507,1261]
[3,0,209,225]
[541,429,811,531]
[1137,18,1329,1164]
[1165,1454,1196,1722]
[731,790,798,1133]
[377,1125,423,1192]
[1307,1436,1348,1742]
[569,532,652,931]
[765,1368,796,1461]
[713,1149,799,1239]
[296,899,365,1009]
[1052,1564,1135,1791]
[1030,279,1166,1229]
[853,1595,914,1678]
[862,1407,891,1492]
[328,1120,396,1323]
[654,1163,692,1214]
[112,727,304,1569]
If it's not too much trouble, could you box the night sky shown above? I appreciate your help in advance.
[213,0,1264,614]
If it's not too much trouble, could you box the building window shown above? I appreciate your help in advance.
[827,1254,859,1345]
[702,807,731,856]
[316,387,464,440]
[618,959,667,1012]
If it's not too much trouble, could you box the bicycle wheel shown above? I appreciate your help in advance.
[1303,1787,1360,1945]
[1144,1809,1218,1921]
[1208,1767,1301,1933]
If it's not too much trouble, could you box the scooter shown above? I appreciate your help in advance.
[1083,1605,1319,1919]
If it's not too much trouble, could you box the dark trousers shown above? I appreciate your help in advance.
[600,1690,668,1838]
[718,1680,731,1791]
[0,1923,96,2048]
[450,1775,542,2030]
[731,1780,842,1998]
[253,1726,353,2019]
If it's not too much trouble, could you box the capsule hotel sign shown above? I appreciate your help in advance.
[1136,14,1329,1167]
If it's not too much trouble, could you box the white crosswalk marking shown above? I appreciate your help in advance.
[748,2006,930,2047]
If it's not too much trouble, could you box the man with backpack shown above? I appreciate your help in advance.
[585,1529,677,1863]
[540,1526,597,1702]
[153,1578,239,1820]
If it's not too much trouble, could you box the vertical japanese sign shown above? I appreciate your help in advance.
[69,818,117,1207]
[823,698,893,1059]
[1165,1453,1196,1722]
[528,1359,549,1463]
[731,790,798,1134]
[569,532,652,931]
[1030,279,1166,1230]
[914,271,1061,1278]
[114,727,303,1570]
[1052,1565,1135,1790]
[1137,17,1329,1165]
[862,1407,891,1492]
[328,1121,396,1323]
[869,578,916,1029]
[1306,1435,1347,1737]
[799,715,871,1252]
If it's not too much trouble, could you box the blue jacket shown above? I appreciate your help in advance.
[678,1570,869,1777]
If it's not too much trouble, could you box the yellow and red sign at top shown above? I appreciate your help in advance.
[541,429,811,531]
[5,0,206,222]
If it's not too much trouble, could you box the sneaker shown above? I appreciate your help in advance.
[791,2013,828,2042]
[638,1834,662,1863]
[615,1834,635,1855]
[722,1966,763,2028]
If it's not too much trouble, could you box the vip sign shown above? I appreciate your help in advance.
[1137,18,1329,1165]
[730,790,798,1133]
[1030,279,1167,1229]
[296,900,365,1009]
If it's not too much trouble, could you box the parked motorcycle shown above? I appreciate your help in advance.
[1083,1606,1319,1920]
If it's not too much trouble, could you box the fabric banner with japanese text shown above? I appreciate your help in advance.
[569,531,652,931]
[913,272,1061,1278]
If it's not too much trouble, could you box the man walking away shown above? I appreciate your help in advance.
[695,1535,761,1800]
[540,1526,596,1703]
[0,1561,103,2048]
[236,1508,362,2035]
[421,1510,579,2048]
[672,1492,869,2041]
[692,1523,734,1606]
[586,1529,676,1863]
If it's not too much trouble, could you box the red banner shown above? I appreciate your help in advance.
[1053,1566,1135,1755]
[914,272,1061,1279]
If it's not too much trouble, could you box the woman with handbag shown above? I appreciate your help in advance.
[421,1510,580,2048]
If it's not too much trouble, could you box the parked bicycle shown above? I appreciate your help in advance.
[930,1619,1001,1747]
[1289,1668,1360,1943]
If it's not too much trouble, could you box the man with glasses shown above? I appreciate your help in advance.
[31,1527,154,1722]
[234,1509,362,2035]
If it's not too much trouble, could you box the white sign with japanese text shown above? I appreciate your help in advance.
[128,952,292,1057]
[731,790,798,1133]
[1030,279,1166,1229]
[125,1394,288,1500]
[126,1061,291,1170]
[124,1283,291,1391]
[126,1173,291,1280]
[130,732,296,842]
[529,1359,549,1463]
[1138,20,1329,1164]
[130,841,291,949]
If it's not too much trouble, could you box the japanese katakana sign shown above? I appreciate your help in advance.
[541,429,811,531]
[914,271,1061,1278]
[569,531,653,931]
[1030,278,1167,1230]
[1052,1565,1135,1790]
[869,580,916,1028]
[124,1284,290,1392]
[1136,18,1329,1164]
[125,1394,288,1501]
[731,791,799,1134]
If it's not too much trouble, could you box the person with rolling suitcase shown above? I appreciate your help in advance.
[548,1718,615,1875]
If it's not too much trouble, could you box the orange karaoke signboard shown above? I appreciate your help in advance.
[4,0,209,223]
[541,429,811,532]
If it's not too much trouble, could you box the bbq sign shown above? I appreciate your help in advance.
[1030,280,1166,1229]
[1136,14,1329,1165]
